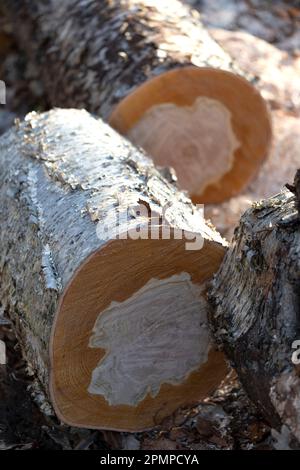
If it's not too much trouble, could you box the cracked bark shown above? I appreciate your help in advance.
[209,170,300,442]
[0,108,227,431]
[4,0,271,203]
[5,0,242,118]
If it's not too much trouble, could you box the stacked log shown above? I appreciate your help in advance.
[5,0,271,203]
[0,108,227,431]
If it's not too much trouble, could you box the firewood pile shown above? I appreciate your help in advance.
[0,0,299,451]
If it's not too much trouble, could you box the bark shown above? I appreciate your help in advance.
[209,170,300,442]
[0,108,227,430]
[5,0,243,120]
[4,1,271,205]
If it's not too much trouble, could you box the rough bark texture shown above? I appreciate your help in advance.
[210,171,300,442]
[5,0,244,119]
[0,107,224,407]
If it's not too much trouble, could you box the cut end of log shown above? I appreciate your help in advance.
[1,107,228,432]
[110,67,272,204]
[50,236,227,431]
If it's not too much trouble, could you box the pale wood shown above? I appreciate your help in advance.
[112,67,272,204]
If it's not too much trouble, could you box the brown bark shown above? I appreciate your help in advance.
[0,108,227,431]
[209,170,300,442]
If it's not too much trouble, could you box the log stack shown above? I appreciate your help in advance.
[5,0,272,203]
[0,108,227,431]
[4,0,299,443]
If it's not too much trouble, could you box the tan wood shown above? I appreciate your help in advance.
[51,237,227,431]
[110,67,272,204]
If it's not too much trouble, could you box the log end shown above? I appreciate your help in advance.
[50,236,227,431]
[110,66,272,204]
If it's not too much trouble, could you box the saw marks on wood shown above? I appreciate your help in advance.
[128,97,240,195]
[88,273,210,406]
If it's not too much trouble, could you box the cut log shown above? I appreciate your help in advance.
[5,0,271,203]
[0,108,227,431]
[209,170,300,441]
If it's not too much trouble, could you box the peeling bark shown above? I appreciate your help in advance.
[4,0,272,204]
[0,108,227,430]
[5,0,242,120]
[209,171,300,441]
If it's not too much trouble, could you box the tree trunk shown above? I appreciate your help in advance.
[209,170,300,442]
[0,108,227,431]
[5,0,271,204]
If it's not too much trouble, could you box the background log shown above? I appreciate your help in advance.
[5,0,271,203]
[0,108,227,431]
[209,171,300,442]
[201,29,300,240]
